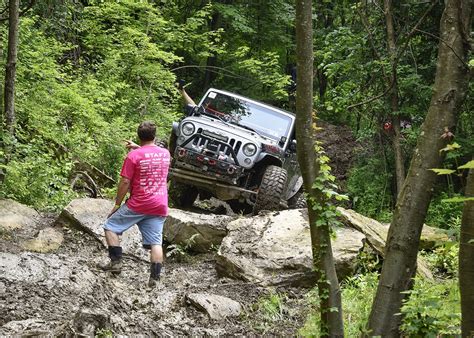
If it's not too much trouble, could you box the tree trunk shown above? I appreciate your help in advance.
[384,0,405,196]
[0,32,3,113]
[367,0,472,336]
[0,29,4,184]
[203,7,223,89]
[295,0,344,336]
[460,165,474,337]
[4,0,20,135]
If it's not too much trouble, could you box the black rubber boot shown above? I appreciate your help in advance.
[100,246,123,274]
[148,262,162,287]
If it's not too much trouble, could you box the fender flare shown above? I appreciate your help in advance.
[286,176,303,200]
[172,121,179,134]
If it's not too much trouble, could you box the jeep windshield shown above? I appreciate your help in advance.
[200,91,292,141]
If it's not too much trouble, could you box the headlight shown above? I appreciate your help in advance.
[243,143,257,156]
[181,122,195,136]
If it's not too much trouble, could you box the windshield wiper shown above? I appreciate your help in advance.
[237,124,268,139]
[199,106,231,127]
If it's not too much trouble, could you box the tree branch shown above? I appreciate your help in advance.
[347,1,435,110]
[414,28,469,68]
[394,1,436,65]
[0,0,36,22]
[347,78,395,110]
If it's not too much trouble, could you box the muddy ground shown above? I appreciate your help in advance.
[0,207,312,336]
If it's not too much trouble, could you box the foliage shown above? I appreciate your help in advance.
[95,328,113,338]
[425,192,463,230]
[425,142,471,228]
[0,3,192,209]
[254,289,287,322]
[422,243,459,277]
[248,289,290,333]
[300,273,378,337]
[354,247,382,275]
[310,141,348,228]
[399,277,460,336]
[166,233,199,262]
[301,273,460,337]
[347,157,393,222]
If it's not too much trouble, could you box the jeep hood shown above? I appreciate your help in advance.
[182,115,281,147]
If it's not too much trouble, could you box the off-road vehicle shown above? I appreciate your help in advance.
[168,88,305,214]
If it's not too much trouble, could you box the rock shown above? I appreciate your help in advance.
[216,209,365,286]
[164,209,232,252]
[72,309,111,336]
[186,293,242,320]
[337,207,434,280]
[419,224,450,250]
[1,319,51,336]
[0,252,97,291]
[22,227,64,253]
[0,199,40,232]
[57,198,147,260]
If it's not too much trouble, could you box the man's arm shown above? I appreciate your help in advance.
[108,176,131,217]
[180,88,196,106]
[176,80,196,106]
[124,140,140,150]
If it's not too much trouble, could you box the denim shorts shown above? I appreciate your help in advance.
[103,203,165,247]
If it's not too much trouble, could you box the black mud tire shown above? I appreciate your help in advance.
[253,165,288,215]
[288,189,307,209]
[169,133,177,158]
[169,180,198,208]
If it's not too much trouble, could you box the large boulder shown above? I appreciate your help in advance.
[216,209,365,287]
[0,199,40,232]
[164,209,232,252]
[56,198,147,260]
[337,208,449,251]
[337,207,438,279]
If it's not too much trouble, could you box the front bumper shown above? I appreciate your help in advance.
[168,167,256,201]
[173,146,243,184]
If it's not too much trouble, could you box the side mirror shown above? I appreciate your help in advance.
[289,139,297,152]
[184,104,195,116]
[279,136,287,146]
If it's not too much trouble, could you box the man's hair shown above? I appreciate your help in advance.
[137,121,156,142]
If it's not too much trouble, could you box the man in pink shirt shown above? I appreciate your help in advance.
[101,121,170,287]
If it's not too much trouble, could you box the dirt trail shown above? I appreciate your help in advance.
[0,210,309,336]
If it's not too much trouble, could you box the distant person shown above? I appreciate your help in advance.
[101,121,171,288]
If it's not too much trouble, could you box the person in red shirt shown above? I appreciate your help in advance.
[101,121,170,287]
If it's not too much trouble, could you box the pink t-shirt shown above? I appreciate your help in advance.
[120,145,171,216]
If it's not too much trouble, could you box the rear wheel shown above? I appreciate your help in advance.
[253,165,287,214]
[169,180,198,208]
[288,189,307,209]
[228,199,253,215]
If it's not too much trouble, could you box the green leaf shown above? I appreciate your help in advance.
[458,160,474,169]
[429,168,456,175]
[439,142,461,153]
[442,197,474,203]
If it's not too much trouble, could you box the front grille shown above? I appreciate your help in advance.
[181,132,240,165]
[192,131,241,156]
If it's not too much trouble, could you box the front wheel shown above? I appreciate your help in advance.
[169,180,198,208]
[253,165,288,215]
